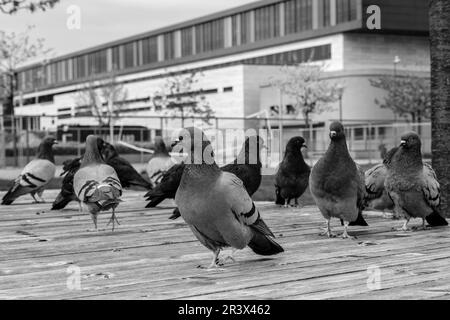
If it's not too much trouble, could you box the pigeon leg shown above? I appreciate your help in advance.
[220,248,238,264]
[341,221,356,239]
[207,249,221,269]
[37,190,45,203]
[31,193,39,203]
[106,207,120,231]
[412,218,431,231]
[394,218,411,232]
[320,219,337,238]
[284,199,288,208]
[78,202,83,213]
[90,214,98,231]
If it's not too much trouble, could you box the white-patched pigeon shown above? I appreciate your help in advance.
[275,136,310,207]
[2,136,57,205]
[146,136,176,187]
[174,127,283,268]
[74,135,122,231]
[309,122,368,238]
[385,132,448,231]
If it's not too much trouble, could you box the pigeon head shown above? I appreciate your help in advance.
[286,136,307,154]
[237,135,265,165]
[399,132,421,150]
[42,136,58,146]
[101,141,118,161]
[173,127,215,165]
[154,137,169,155]
[82,135,105,165]
[37,136,58,162]
[329,122,345,141]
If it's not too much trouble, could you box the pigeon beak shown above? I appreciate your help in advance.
[171,139,180,148]
[302,144,308,149]
[330,131,337,138]
[400,140,407,146]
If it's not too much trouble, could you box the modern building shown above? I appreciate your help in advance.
[8,0,430,153]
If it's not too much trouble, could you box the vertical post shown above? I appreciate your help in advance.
[77,128,81,157]
[140,129,144,164]
[0,107,5,168]
[25,118,30,164]
[278,89,283,162]
[12,115,18,167]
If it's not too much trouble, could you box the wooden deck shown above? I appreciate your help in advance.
[1,189,450,300]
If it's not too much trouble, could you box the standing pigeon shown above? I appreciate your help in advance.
[101,141,152,190]
[2,137,57,205]
[51,138,106,210]
[73,135,122,231]
[146,137,176,187]
[145,135,265,221]
[385,132,447,231]
[175,127,283,268]
[363,147,398,214]
[309,122,368,238]
[275,136,310,207]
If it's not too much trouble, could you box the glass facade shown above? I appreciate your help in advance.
[16,0,360,93]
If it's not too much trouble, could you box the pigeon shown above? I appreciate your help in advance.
[51,138,106,211]
[274,136,310,207]
[363,147,398,214]
[101,141,152,190]
[385,132,448,231]
[51,157,82,211]
[73,135,122,231]
[309,122,368,238]
[174,127,283,268]
[145,135,265,220]
[146,137,176,187]
[2,137,58,205]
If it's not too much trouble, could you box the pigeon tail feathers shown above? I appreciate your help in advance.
[426,210,448,226]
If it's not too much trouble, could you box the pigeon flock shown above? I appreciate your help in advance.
[1,121,448,268]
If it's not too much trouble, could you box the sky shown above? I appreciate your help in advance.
[0,0,258,61]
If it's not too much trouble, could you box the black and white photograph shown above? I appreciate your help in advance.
[0,0,450,304]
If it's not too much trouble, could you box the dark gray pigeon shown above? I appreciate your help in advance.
[274,136,310,207]
[309,122,368,238]
[364,147,398,215]
[385,132,447,231]
[174,127,283,269]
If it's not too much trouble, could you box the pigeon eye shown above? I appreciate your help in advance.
[178,136,183,141]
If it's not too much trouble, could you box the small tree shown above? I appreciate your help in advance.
[271,64,344,127]
[75,73,128,142]
[0,0,59,14]
[369,75,431,124]
[153,71,214,125]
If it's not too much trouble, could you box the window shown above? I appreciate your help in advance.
[142,36,158,64]
[336,0,357,23]
[164,32,175,60]
[240,11,252,44]
[255,4,280,41]
[231,15,240,46]
[319,0,331,27]
[223,86,233,92]
[112,46,122,70]
[195,19,224,54]
[88,50,107,75]
[124,42,136,68]
[285,0,313,35]
[181,27,193,57]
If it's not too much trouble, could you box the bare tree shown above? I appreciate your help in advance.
[0,0,59,14]
[75,73,128,142]
[271,64,344,127]
[430,0,450,216]
[370,75,430,125]
[153,71,214,125]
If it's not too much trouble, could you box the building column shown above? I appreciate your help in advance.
[157,35,164,62]
[224,16,232,48]
[279,2,285,36]
[249,10,255,43]
[191,26,196,55]
[312,0,319,29]
[330,0,337,26]
[174,30,181,58]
